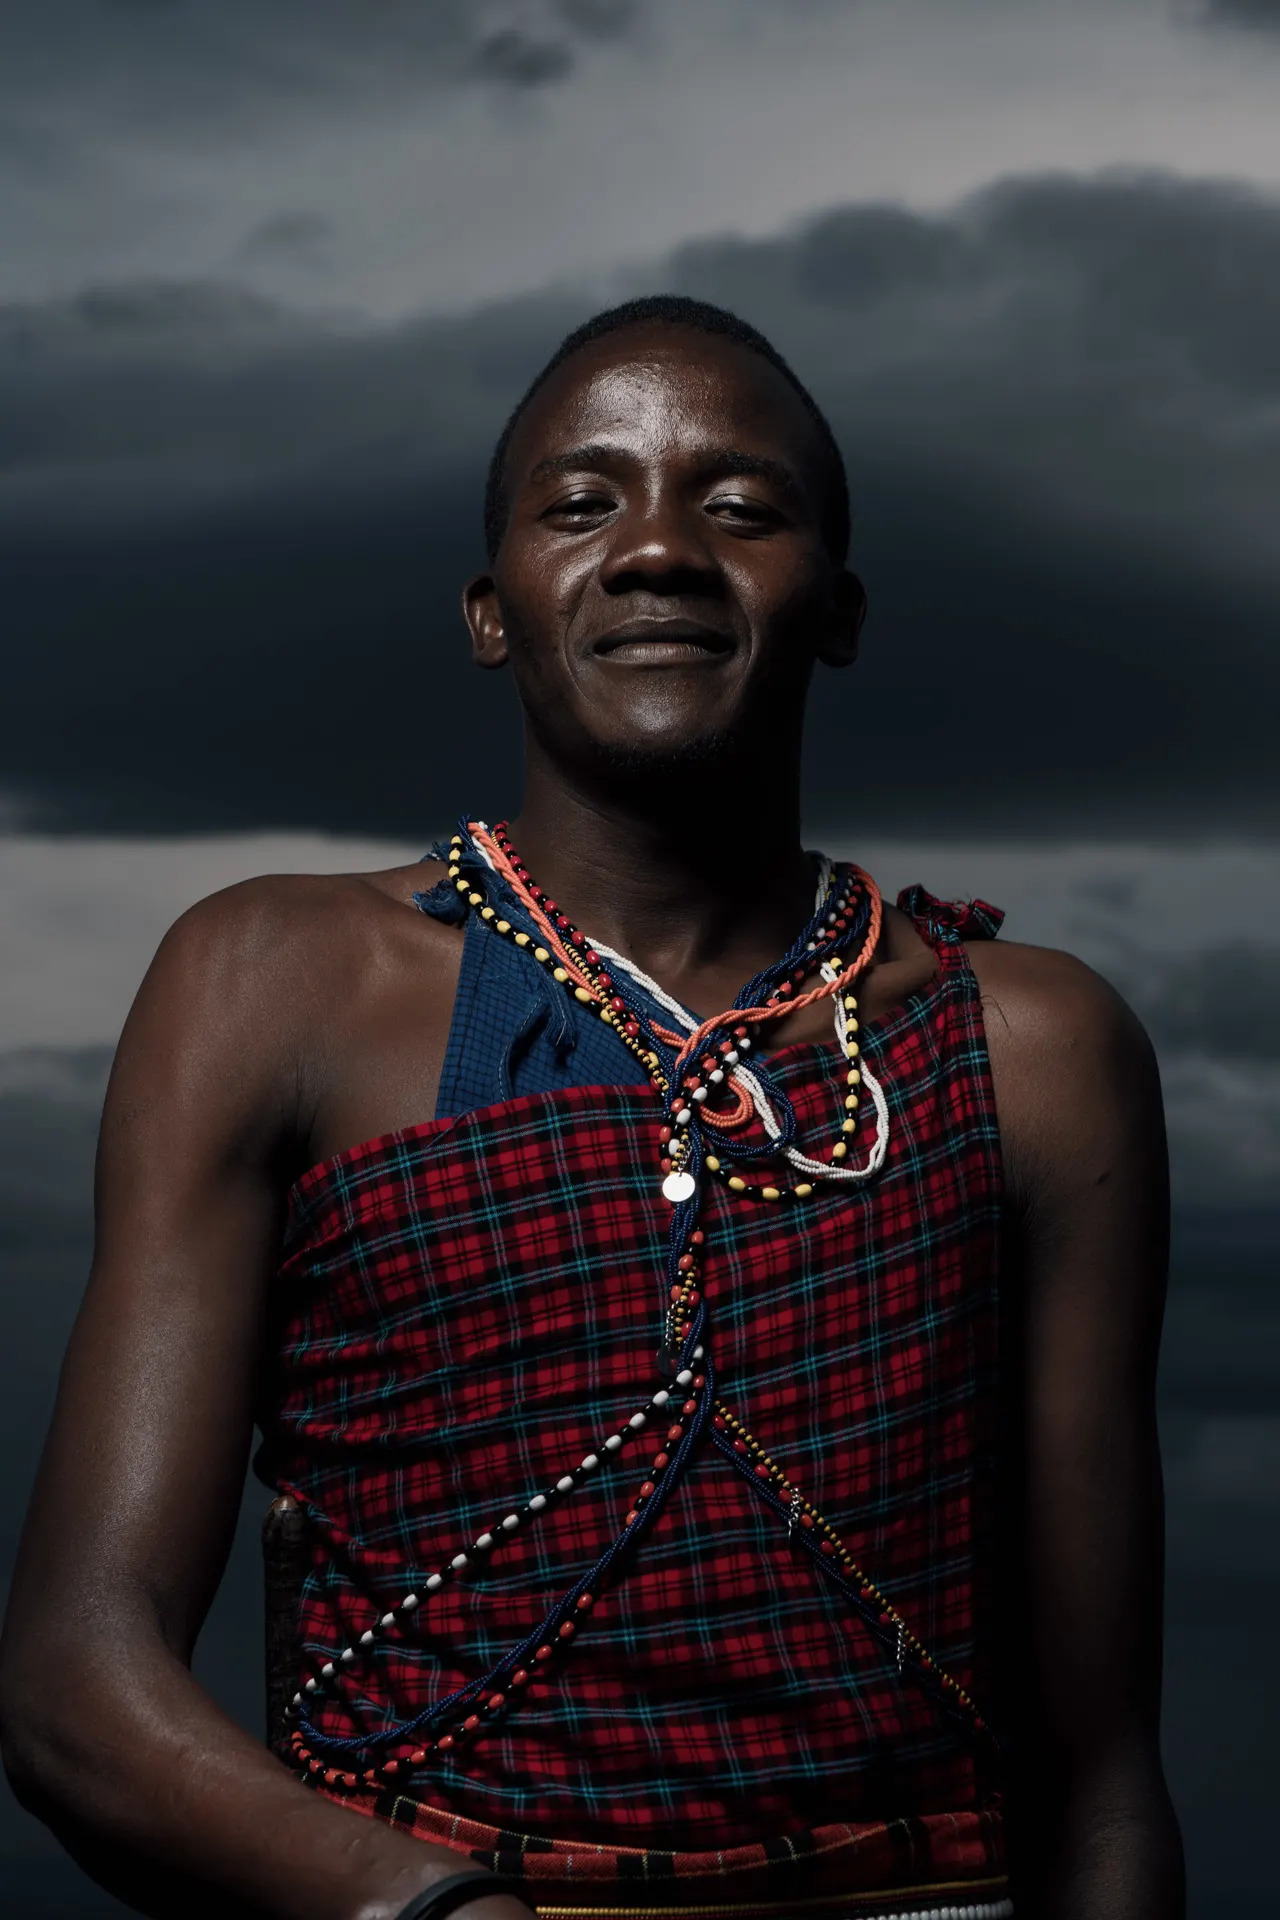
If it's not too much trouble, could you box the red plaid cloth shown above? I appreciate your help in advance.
[264,890,1006,1858]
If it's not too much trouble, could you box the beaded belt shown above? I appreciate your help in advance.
[310,1779,1009,1920]
[527,1897,1012,1918]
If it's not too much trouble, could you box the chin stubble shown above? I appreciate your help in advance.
[595,725,742,779]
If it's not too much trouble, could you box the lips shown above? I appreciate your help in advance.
[591,621,734,664]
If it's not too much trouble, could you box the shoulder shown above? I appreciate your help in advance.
[123,862,456,1080]
[152,862,450,990]
[104,863,459,1163]
[158,868,360,961]
[873,901,1151,1075]
[964,938,1165,1204]
[140,871,359,1026]
[164,862,426,938]
[965,936,1152,1061]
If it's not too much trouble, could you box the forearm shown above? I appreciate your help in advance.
[1,1628,532,1920]
[1030,1750,1184,1920]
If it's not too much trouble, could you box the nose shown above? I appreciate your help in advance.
[597,490,722,600]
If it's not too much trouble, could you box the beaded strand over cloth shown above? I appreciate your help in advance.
[260,868,1007,1899]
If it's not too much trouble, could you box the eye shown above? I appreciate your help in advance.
[542,489,616,526]
[705,493,785,528]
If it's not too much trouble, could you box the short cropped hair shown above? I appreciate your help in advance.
[482,294,850,563]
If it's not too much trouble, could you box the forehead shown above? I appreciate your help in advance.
[505,323,825,481]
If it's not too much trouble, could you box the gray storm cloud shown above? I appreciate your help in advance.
[1201,0,1280,23]
[5,1,1280,324]
[1,169,1277,839]
[0,0,635,117]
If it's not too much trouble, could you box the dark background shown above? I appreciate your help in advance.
[2,3,1278,1913]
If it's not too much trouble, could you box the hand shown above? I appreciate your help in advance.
[457,1898,538,1920]
[360,1866,539,1920]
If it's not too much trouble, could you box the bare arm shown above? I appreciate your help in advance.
[0,885,532,1920]
[976,942,1184,1919]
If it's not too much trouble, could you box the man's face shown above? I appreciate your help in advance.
[464,323,862,776]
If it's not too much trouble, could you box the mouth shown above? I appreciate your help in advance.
[590,620,735,667]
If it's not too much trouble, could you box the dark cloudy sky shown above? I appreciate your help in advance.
[2,3,1279,1914]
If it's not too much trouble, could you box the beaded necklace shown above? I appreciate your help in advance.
[287,821,994,1794]
[466,821,885,1372]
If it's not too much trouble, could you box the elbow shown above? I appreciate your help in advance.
[1,1673,51,1815]
[0,1634,88,1821]
[0,1682,52,1815]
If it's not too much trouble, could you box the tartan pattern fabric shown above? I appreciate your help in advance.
[265,888,1005,1853]
[314,1782,1008,1916]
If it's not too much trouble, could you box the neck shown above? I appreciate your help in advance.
[505,743,818,982]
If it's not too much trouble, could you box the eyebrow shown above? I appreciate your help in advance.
[526,442,809,508]
[527,442,628,485]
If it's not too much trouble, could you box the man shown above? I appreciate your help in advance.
[1,297,1183,1919]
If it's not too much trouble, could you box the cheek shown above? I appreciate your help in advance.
[731,547,829,630]
[498,543,590,651]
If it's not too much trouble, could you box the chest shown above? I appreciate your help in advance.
[299,904,941,1174]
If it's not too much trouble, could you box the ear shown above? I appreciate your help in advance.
[815,568,866,670]
[463,573,509,670]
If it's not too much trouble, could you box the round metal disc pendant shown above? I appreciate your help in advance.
[662,1170,696,1204]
